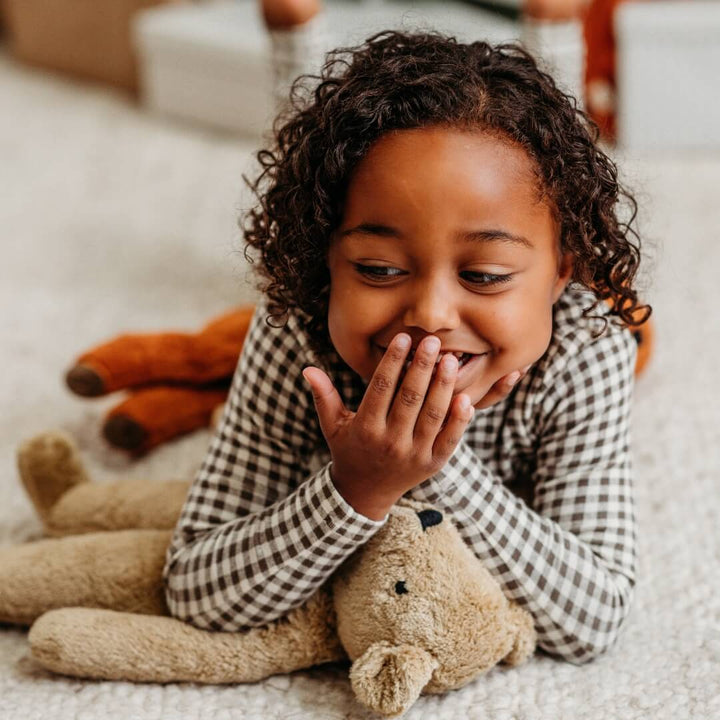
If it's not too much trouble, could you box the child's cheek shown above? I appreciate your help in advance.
[327,296,372,379]
[491,304,554,379]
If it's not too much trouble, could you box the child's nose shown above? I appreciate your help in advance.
[402,279,460,333]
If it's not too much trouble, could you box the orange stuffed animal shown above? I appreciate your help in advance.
[66,304,653,456]
[65,307,255,454]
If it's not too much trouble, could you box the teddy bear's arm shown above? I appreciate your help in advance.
[28,587,344,684]
[502,603,537,667]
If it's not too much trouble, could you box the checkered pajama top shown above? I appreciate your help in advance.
[163,285,637,664]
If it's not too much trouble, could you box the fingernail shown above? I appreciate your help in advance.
[395,334,411,350]
[459,395,471,412]
[425,337,441,353]
[507,371,521,387]
[440,353,458,371]
[522,364,532,374]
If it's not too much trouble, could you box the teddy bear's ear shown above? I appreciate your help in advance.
[349,640,439,717]
[501,604,537,667]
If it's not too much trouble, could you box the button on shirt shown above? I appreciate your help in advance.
[163,285,637,664]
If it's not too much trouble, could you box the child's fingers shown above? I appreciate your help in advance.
[431,394,473,464]
[413,352,459,444]
[355,333,411,427]
[386,336,441,432]
[302,366,348,439]
[474,366,529,410]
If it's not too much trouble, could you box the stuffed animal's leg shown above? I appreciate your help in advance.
[29,589,345,683]
[17,431,90,529]
[18,430,189,536]
[65,306,255,395]
[0,529,170,625]
[102,385,228,453]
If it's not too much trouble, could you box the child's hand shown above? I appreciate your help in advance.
[302,334,473,520]
[473,362,533,410]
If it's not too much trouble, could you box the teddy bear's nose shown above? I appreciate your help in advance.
[416,509,443,531]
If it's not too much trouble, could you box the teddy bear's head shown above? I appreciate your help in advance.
[331,500,535,717]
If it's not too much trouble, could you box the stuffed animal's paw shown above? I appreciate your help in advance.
[502,604,537,667]
[17,431,89,526]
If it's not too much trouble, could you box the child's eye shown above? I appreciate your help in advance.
[353,263,406,281]
[462,271,513,287]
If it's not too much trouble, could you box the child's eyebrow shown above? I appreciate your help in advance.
[461,229,533,249]
[339,223,533,248]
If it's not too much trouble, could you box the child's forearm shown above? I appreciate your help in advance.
[163,463,384,631]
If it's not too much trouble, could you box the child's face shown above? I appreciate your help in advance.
[327,127,573,408]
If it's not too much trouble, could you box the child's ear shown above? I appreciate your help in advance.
[551,251,574,303]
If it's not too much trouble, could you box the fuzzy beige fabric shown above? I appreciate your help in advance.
[16,432,90,526]
[29,596,344,685]
[0,529,171,624]
[19,431,190,537]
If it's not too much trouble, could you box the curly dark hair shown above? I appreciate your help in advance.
[242,30,650,360]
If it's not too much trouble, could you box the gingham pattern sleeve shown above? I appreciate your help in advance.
[410,320,637,664]
[162,300,386,631]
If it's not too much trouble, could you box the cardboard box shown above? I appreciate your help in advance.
[2,0,177,92]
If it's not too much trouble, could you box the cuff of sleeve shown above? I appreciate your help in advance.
[313,462,389,530]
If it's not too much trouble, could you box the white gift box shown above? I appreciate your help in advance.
[521,17,585,103]
[135,0,585,137]
[134,1,276,136]
[616,0,720,151]
[133,0,587,138]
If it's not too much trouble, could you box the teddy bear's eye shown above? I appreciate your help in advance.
[394,581,408,595]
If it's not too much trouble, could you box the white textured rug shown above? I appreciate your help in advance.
[1,47,719,720]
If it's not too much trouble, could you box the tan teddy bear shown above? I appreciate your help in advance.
[0,432,536,717]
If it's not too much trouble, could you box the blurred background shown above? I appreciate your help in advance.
[0,1,719,719]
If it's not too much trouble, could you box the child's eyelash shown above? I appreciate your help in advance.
[352,264,513,286]
[353,264,405,279]
[462,271,514,286]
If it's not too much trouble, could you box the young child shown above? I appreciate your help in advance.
[163,30,649,665]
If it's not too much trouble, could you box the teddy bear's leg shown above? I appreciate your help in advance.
[48,477,190,536]
[29,588,345,683]
[17,431,90,528]
[18,431,190,536]
[0,529,171,625]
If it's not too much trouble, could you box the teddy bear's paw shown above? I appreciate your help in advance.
[349,641,438,717]
[502,604,537,667]
[17,431,90,526]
